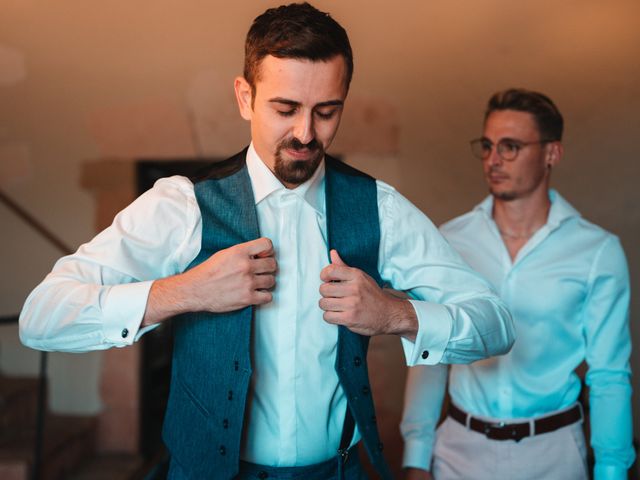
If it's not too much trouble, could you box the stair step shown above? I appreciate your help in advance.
[66,454,145,480]
[0,376,41,430]
[0,414,97,480]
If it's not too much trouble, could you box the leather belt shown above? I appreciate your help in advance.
[448,403,582,442]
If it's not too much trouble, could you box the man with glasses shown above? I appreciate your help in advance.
[401,88,634,479]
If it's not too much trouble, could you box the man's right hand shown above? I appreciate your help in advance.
[405,467,433,480]
[142,237,276,325]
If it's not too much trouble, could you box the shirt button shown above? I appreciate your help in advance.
[421,350,429,359]
[121,328,129,338]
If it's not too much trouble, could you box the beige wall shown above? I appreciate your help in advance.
[1,0,638,465]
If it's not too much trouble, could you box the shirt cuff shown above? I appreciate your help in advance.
[102,281,153,346]
[401,300,453,366]
[402,438,433,471]
[594,464,629,480]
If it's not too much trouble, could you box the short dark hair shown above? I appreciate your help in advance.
[485,88,564,141]
[243,2,353,95]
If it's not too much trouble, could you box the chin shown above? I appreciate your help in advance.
[490,187,518,201]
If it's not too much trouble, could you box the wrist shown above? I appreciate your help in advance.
[385,296,418,340]
[142,274,195,326]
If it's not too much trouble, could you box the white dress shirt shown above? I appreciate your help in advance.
[401,190,634,479]
[20,144,514,466]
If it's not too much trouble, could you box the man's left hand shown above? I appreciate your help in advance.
[319,250,417,340]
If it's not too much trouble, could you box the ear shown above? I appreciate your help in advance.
[545,141,563,169]
[234,76,253,121]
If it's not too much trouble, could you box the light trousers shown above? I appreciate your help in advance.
[432,415,588,480]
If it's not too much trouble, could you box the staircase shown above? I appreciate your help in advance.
[0,375,144,480]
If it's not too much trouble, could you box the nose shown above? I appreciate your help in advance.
[293,112,315,145]
[486,145,503,167]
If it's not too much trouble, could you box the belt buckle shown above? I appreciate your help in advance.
[338,447,350,465]
[483,421,506,440]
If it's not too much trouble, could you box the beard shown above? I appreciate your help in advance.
[489,186,518,201]
[274,137,324,186]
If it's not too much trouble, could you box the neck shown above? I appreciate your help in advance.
[492,188,551,239]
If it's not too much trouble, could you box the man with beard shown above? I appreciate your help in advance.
[20,4,515,479]
[401,89,634,479]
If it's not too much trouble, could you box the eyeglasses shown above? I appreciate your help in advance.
[470,138,550,161]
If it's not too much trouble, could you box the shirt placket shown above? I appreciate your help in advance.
[277,191,299,464]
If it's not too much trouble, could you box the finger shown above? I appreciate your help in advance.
[251,256,277,274]
[246,237,274,257]
[330,249,347,266]
[251,289,273,305]
[320,263,352,283]
[253,273,276,290]
[319,297,345,312]
[322,310,346,325]
[319,281,349,298]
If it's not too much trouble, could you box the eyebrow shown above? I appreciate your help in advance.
[268,97,344,108]
[481,136,522,143]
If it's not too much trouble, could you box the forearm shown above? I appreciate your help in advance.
[589,374,635,478]
[142,273,200,326]
[383,294,418,342]
[401,363,448,470]
[401,296,514,366]
[19,273,152,352]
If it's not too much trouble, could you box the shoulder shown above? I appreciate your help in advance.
[325,155,374,181]
[192,149,248,183]
[440,209,482,237]
[559,212,622,256]
[140,175,196,207]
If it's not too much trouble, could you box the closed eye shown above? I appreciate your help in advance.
[315,109,338,120]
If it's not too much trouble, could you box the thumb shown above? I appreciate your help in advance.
[330,249,347,266]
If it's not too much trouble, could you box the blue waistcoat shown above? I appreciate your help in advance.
[162,149,392,479]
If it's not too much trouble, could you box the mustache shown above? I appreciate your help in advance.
[280,137,321,152]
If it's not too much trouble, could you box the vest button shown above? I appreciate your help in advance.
[234,360,239,371]
[421,350,429,359]
[227,390,233,401]
[223,419,229,429]
[353,356,361,367]
[121,328,129,338]
[371,415,377,424]
[219,445,226,455]
[258,471,269,479]
[377,442,384,452]
[362,386,370,395]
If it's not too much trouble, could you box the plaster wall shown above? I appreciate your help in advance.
[1,0,638,468]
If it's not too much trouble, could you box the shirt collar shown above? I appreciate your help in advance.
[245,142,326,215]
[475,189,581,230]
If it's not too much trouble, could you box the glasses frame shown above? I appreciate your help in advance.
[470,138,551,161]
